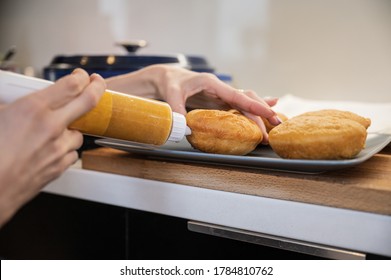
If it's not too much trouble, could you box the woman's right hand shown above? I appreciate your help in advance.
[0,69,106,227]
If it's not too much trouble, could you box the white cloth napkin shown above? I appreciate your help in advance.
[273,94,391,134]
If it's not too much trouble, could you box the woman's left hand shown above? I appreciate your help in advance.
[106,64,280,143]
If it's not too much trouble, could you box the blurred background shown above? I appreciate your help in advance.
[1,0,390,102]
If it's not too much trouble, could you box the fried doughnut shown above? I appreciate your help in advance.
[186,109,263,155]
[269,111,369,160]
[298,109,371,129]
[262,112,289,133]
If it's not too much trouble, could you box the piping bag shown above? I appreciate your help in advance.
[0,70,191,145]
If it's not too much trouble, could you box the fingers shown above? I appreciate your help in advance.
[35,128,83,167]
[25,128,83,193]
[229,89,275,118]
[47,129,83,178]
[62,129,84,152]
[56,73,106,125]
[37,68,91,109]
[200,78,282,134]
[235,90,281,126]
[242,112,270,144]
[40,150,79,186]
[197,75,277,119]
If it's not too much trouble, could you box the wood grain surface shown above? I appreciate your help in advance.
[82,145,391,216]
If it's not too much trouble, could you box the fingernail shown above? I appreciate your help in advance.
[268,115,282,126]
[91,73,103,79]
[71,68,80,74]
[264,96,277,100]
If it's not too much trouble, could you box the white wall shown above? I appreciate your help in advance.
[1,0,390,101]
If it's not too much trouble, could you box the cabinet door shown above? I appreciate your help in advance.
[0,193,127,259]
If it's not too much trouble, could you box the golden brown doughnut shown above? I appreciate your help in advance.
[269,110,369,160]
[186,109,263,155]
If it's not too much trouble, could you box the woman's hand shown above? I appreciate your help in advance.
[0,69,106,227]
[106,64,280,142]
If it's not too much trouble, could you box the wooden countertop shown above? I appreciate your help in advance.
[82,144,391,216]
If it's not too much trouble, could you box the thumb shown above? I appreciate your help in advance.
[170,102,187,115]
[165,93,188,115]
